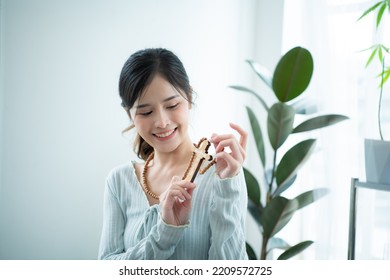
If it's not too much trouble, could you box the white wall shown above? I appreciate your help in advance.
[0,0,284,259]
[243,0,285,258]
[0,0,4,221]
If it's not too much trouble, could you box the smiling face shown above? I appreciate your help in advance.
[129,74,192,154]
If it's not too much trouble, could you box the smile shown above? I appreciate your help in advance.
[154,128,176,138]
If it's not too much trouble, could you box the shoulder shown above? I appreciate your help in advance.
[106,162,134,181]
[105,161,138,193]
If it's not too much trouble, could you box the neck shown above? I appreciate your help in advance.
[151,138,194,168]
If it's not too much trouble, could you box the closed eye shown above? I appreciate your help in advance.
[167,103,179,110]
[139,111,152,116]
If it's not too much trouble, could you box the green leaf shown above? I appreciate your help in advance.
[246,242,258,260]
[357,2,383,21]
[365,47,377,67]
[272,47,314,102]
[376,3,387,28]
[275,139,316,187]
[267,237,290,253]
[363,44,390,67]
[377,66,390,87]
[294,188,328,210]
[248,199,263,228]
[244,167,262,207]
[381,68,390,85]
[267,103,295,150]
[277,240,313,260]
[229,85,269,112]
[273,174,297,197]
[292,114,349,133]
[378,44,384,62]
[246,106,266,168]
[262,196,298,238]
[246,59,273,88]
[360,44,379,53]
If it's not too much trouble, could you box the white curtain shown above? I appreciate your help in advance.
[281,0,390,259]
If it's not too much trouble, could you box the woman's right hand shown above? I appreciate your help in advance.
[159,176,196,226]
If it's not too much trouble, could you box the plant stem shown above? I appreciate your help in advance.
[262,149,277,259]
[267,149,278,203]
[379,58,385,140]
[260,235,269,260]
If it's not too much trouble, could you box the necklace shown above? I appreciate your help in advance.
[141,140,216,200]
[142,152,159,200]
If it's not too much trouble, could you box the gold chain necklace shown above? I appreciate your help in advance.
[142,152,159,200]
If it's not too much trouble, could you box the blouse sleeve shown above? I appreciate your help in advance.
[98,173,188,260]
[208,169,248,259]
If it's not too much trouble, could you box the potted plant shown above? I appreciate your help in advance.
[358,1,390,185]
[230,46,348,259]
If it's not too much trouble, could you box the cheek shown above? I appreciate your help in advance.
[133,117,149,133]
[176,106,190,121]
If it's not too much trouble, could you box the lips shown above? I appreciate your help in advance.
[153,128,177,138]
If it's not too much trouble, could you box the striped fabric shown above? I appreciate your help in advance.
[98,161,248,260]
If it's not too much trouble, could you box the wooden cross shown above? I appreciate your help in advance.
[182,138,214,182]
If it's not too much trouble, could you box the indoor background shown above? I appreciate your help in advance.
[0,0,388,259]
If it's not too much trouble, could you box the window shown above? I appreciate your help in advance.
[281,0,389,259]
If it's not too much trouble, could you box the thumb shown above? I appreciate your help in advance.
[210,133,218,148]
[171,175,181,184]
[210,133,217,140]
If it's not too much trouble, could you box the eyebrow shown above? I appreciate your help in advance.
[135,94,180,109]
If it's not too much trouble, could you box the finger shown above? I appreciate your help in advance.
[216,151,240,167]
[210,133,234,143]
[161,179,193,201]
[170,176,196,189]
[215,152,241,177]
[171,175,181,184]
[170,181,196,198]
[173,180,196,190]
[211,132,245,151]
[215,138,244,162]
[229,122,248,150]
[186,186,195,196]
[180,188,194,208]
[165,188,190,202]
[210,133,218,150]
[215,138,238,154]
[210,134,235,152]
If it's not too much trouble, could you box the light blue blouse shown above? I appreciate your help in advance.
[98,161,248,260]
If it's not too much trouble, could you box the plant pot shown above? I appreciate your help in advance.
[364,138,390,185]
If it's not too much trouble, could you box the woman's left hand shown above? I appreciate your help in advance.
[210,123,247,179]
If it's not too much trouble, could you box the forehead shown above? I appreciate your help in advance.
[134,75,185,106]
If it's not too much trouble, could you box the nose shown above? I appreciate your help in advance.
[154,109,170,128]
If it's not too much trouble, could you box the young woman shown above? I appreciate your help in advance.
[98,48,248,260]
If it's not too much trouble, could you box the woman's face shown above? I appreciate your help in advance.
[129,74,192,154]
